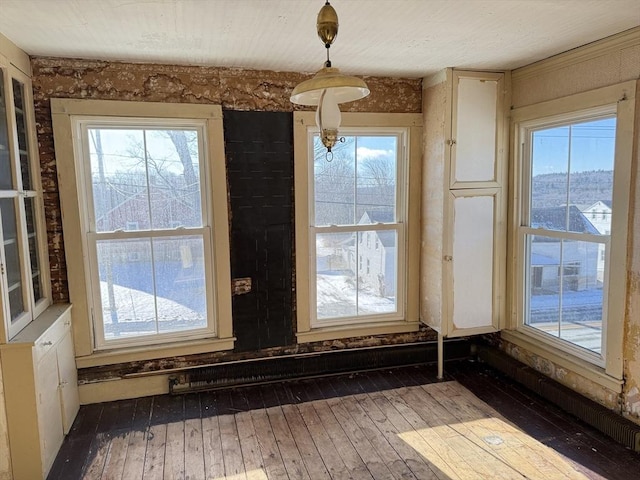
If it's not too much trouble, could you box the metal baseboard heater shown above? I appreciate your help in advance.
[478,346,640,452]
[169,339,471,394]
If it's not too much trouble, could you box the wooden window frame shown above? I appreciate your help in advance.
[52,99,234,364]
[294,112,422,343]
[506,81,636,388]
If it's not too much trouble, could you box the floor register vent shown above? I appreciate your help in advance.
[478,346,640,453]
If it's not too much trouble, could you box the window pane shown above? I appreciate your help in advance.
[153,236,207,333]
[0,71,12,190]
[526,234,603,354]
[90,128,202,232]
[90,129,148,232]
[147,130,202,229]
[531,125,569,213]
[569,119,615,236]
[531,118,615,235]
[316,232,357,319]
[98,238,156,339]
[357,230,397,316]
[559,239,603,353]
[12,79,32,190]
[526,234,562,337]
[97,235,207,340]
[314,135,398,227]
[0,198,25,321]
[24,198,42,302]
[315,230,397,321]
[314,136,355,226]
[356,136,397,223]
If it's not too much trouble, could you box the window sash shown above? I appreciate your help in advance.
[517,109,618,367]
[76,120,217,349]
[307,129,408,328]
[88,227,216,349]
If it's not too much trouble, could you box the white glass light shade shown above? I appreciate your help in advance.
[316,89,341,131]
[290,67,369,106]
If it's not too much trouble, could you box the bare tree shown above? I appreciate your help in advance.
[360,155,395,188]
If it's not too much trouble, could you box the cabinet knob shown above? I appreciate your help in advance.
[444,255,453,262]
[59,381,69,388]
[41,341,53,347]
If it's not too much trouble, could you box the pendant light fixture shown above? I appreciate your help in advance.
[290,1,370,160]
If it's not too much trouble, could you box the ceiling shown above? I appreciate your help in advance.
[0,0,638,78]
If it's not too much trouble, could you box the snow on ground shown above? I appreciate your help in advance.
[316,274,395,319]
[100,281,204,337]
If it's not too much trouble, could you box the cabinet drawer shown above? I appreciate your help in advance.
[33,311,71,364]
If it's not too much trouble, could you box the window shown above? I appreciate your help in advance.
[0,67,50,340]
[511,82,635,379]
[294,112,422,342]
[52,100,233,355]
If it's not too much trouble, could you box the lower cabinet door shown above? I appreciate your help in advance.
[57,330,80,433]
[37,349,65,477]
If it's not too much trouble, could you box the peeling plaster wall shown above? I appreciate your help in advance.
[505,30,640,424]
[30,57,429,381]
[31,57,422,303]
[625,81,640,422]
[420,77,448,330]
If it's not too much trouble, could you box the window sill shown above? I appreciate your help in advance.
[75,336,236,368]
[501,329,623,393]
[297,321,420,343]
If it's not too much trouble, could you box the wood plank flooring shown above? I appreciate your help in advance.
[47,363,640,480]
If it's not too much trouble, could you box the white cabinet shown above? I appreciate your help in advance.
[421,69,509,338]
[0,304,79,480]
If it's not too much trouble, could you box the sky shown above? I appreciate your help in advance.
[88,127,199,177]
[531,117,616,177]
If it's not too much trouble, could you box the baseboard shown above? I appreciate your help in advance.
[477,345,640,452]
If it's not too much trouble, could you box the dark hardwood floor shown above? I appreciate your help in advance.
[47,360,640,480]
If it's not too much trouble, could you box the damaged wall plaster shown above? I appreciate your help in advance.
[30,57,428,381]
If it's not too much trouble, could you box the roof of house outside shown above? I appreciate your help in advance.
[531,205,599,234]
[359,210,394,224]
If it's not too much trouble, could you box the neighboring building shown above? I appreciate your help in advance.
[581,200,612,235]
[356,211,396,297]
[581,201,612,282]
[530,206,600,292]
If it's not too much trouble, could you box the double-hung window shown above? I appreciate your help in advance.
[511,82,635,380]
[294,113,422,342]
[0,65,50,341]
[52,100,233,355]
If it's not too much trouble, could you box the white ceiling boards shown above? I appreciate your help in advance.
[0,0,638,77]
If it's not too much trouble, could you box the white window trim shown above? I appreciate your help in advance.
[507,81,636,386]
[52,99,234,361]
[0,62,51,342]
[294,112,422,343]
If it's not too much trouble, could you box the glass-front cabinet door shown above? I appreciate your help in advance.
[0,62,49,341]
